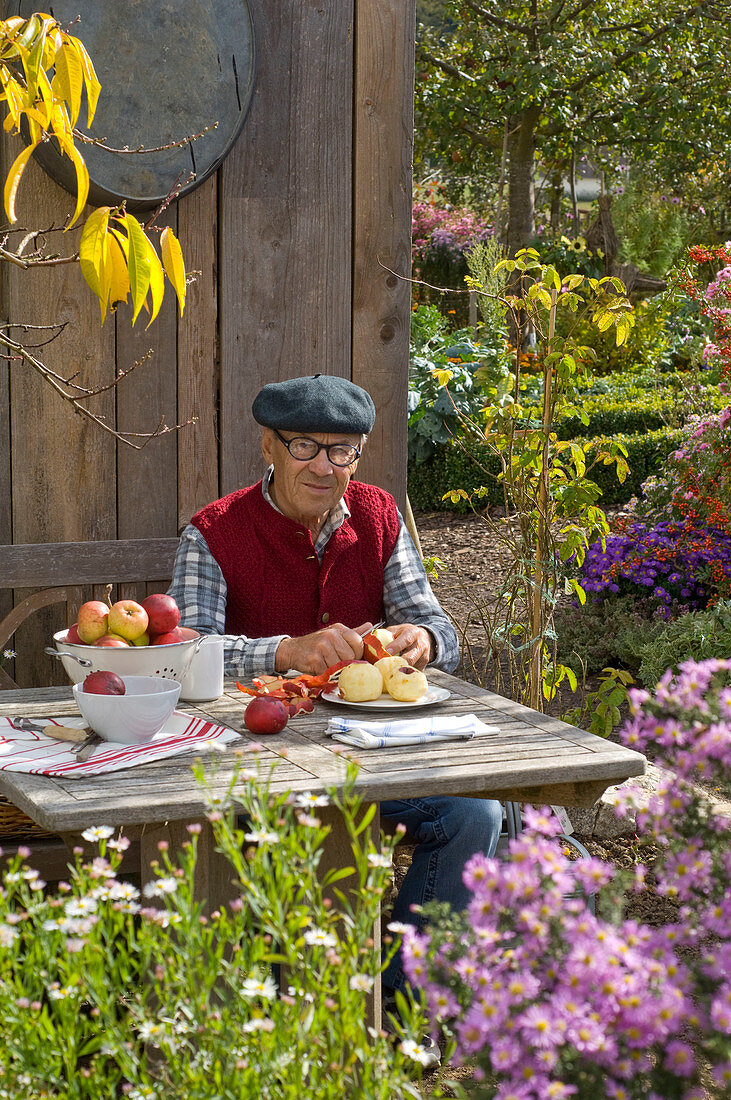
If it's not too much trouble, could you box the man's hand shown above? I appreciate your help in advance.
[275,622,371,675]
[386,623,434,670]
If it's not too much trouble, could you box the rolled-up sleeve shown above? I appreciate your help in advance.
[167,525,288,678]
[383,516,459,673]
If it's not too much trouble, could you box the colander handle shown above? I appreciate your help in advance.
[44,646,93,669]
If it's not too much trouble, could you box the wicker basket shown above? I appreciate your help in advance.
[0,796,58,841]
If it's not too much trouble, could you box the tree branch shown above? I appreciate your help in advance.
[463,0,533,33]
[562,0,718,97]
[0,331,196,449]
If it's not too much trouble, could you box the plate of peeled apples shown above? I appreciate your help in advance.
[321,627,450,710]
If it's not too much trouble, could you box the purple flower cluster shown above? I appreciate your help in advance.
[579,520,731,613]
[411,201,493,263]
[403,810,697,1099]
[404,660,731,1098]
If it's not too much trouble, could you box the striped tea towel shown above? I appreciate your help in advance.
[327,713,499,749]
[0,714,241,778]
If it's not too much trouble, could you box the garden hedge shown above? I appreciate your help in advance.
[407,426,684,513]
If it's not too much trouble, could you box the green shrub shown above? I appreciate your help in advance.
[555,594,662,677]
[407,427,684,512]
[628,599,731,688]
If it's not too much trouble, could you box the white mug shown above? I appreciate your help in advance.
[179,634,224,703]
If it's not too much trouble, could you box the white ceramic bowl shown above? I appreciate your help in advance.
[72,675,181,744]
[53,628,201,685]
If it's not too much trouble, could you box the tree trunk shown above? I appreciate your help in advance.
[506,106,540,257]
[549,168,563,232]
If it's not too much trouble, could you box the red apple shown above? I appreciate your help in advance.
[107,599,149,642]
[151,627,186,645]
[65,623,84,645]
[77,600,110,644]
[177,626,200,641]
[96,634,130,647]
[141,593,181,636]
[82,670,126,695]
[244,695,289,735]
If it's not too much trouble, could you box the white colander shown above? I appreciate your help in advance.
[49,629,203,685]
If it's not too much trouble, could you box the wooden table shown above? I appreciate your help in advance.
[0,671,645,1022]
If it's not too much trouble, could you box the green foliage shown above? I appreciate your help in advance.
[0,764,438,1099]
[561,666,635,738]
[555,594,658,677]
[556,596,731,690]
[612,179,715,276]
[408,426,683,511]
[408,307,513,463]
[415,0,731,252]
[627,599,731,688]
[530,235,605,280]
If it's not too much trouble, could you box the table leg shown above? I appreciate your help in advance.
[317,803,382,1031]
[139,818,239,914]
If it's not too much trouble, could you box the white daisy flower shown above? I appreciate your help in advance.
[138,1020,164,1042]
[399,1039,435,1066]
[81,825,114,842]
[386,921,412,935]
[303,927,338,948]
[349,973,374,992]
[241,975,278,1000]
[142,877,178,898]
[367,853,391,868]
[116,900,141,915]
[0,924,18,947]
[42,920,60,932]
[242,1017,275,1033]
[294,792,329,809]
[64,897,97,917]
[243,829,279,845]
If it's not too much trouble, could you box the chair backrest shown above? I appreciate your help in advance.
[0,538,180,689]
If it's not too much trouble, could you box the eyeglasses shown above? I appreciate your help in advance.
[273,429,361,467]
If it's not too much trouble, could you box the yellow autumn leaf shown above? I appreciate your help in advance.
[144,234,165,328]
[62,132,89,227]
[4,140,37,222]
[74,38,100,126]
[123,213,152,324]
[160,227,186,315]
[51,41,83,126]
[107,230,130,309]
[79,207,110,304]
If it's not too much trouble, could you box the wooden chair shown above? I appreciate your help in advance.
[0,538,180,690]
[0,538,180,873]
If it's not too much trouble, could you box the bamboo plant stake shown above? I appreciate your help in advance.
[528,287,558,711]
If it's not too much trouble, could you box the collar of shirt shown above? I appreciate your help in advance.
[261,465,350,560]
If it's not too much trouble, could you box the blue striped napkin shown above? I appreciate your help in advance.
[327,713,499,749]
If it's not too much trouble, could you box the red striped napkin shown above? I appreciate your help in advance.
[0,714,241,778]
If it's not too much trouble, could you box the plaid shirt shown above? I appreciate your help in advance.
[168,468,459,678]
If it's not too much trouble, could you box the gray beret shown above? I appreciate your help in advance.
[252,374,376,434]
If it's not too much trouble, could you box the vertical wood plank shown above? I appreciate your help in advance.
[0,218,12,676]
[352,0,416,511]
[176,174,219,528]
[3,144,116,686]
[115,206,179,545]
[219,0,354,495]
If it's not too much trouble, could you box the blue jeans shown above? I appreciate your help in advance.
[379,795,503,992]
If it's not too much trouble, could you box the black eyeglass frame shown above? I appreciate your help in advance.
[272,428,362,467]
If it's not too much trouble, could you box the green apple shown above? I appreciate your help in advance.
[132,632,150,646]
[107,599,149,642]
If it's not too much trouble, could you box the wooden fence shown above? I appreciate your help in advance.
[0,0,416,686]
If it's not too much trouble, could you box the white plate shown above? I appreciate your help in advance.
[320,686,451,710]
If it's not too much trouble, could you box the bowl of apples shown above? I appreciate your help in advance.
[73,671,181,744]
[52,592,203,684]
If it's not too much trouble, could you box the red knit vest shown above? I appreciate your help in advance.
[191,480,400,638]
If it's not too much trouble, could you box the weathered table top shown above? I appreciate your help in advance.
[0,671,646,833]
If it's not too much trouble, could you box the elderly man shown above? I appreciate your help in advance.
[168,374,502,1015]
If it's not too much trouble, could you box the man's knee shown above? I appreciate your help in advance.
[438,796,503,847]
